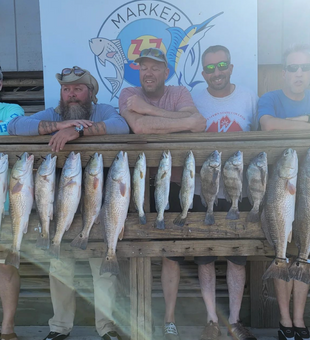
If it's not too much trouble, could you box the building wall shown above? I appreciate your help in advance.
[1,0,310,69]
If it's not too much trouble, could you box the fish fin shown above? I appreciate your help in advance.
[139,214,147,225]
[119,182,127,197]
[260,209,274,246]
[99,58,106,66]
[239,192,243,203]
[94,215,100,224]
[112,39,128,63]
[118,226,125,241]
[23,221,29,234]
[289,259,310,284]
[223,185,231,203]
[260,167,268,187]
[36,232,50,250]
[5,250,20,269]
[165,202,170,211]
[204,212,215,226]
[155,217,165,230]
[214,196,218,206]
[11,181,23,194]
[71,233,89,250]
[107,51,117,58]
[105,77,121,96]
[287,230,292,243]
[189,200,193,209]
[100,254,119,275]
[212,169,220,184]
[247,186,253,206]
[226,207,239,220]
[179,190,183,210]
[173,213,186,227]
[200,193,207,207]
[49,242,60,259]
[246,208,260,223]
[287,180,296,195]
[262,258,290,281]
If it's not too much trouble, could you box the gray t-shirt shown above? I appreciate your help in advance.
[8,103,129,135]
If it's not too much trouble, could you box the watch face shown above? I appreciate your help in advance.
[75,125,83,132]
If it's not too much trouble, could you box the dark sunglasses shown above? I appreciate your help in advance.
[285,63,310,73]
[203,61,230,74]
[60,66,85,80]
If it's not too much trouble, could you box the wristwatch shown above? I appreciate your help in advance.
[74,124,84,137]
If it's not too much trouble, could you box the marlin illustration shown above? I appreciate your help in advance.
[89,37,128,99]
[166,12,224,91]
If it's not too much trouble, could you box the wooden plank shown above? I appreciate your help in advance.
[144,257,152,340]
[23,105,45,114]
[3,78,44,87]
[130,258,138,340]
[0,212,266,241]
[137,257,145,340]
[0,239,290,260]
[0,91,44,101]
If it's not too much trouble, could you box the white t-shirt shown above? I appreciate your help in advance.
[192,85,258,132]
[192,85,258,198]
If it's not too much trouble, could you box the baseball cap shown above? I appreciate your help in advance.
[135,48,168,67]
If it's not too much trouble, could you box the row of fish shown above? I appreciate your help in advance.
[261,148,310,285]
[1,151,130,276]
[155,150,268,229]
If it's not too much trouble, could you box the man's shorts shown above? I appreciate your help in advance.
[164,184,251,266]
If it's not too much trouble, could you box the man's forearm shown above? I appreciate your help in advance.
[260,115,310,131]
[146,106,195,119]
[38,121,59,135]
[84,121,106,136]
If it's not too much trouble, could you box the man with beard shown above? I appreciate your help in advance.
[8,66,129,151]
[8,67,129,340]
[0,66,24,340]
[190,45,258,340]
[119,48,206,340]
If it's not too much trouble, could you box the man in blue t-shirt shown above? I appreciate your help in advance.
[258,44,310,340]
[0,66,24,340]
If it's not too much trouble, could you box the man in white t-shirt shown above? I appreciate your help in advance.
[191,45,258,340]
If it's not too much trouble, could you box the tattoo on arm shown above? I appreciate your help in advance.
[86,122,106,135]
[38,121,58,135]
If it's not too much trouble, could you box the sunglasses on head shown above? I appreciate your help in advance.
[203,61,230,74]
[60,66,85,80]
[139,48,167,62]
[285,63,310,73]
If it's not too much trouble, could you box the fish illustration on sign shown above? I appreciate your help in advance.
[89,37,128,99]
[166,12,223,91]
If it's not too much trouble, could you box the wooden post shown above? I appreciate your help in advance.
[130,257,152,340]
[250,260,280,327]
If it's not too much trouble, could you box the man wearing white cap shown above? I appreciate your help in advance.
[8,66,128,340]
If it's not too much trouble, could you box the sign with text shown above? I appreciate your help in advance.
[39,0,257,109]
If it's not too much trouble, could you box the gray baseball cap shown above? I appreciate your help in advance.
[135,48,168,67]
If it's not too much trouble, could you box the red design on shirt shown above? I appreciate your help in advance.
[207,115,243,132]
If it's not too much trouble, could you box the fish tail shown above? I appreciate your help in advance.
[36,232,50,250]
[5,250,20,269]
[262,258,290,281]
[100,254,119,276]
[139,213,147,225]
[173,213,186,227]
[226,207,240,220]
[246,209,260,223]
[289,259,310,284]
[204,212,215,226]
[49,242,60,259]
[155,217,165,230]
[70,233,89,250]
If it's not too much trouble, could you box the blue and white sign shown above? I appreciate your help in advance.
[39,0,257,109]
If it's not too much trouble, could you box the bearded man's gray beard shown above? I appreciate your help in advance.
[59,97,93,120]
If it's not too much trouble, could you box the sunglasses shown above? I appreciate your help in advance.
[60,66,85,80]
[139,48,167,63]
[285,63,310,72]
[203,61,230,74]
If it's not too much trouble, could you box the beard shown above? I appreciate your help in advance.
[59,97,93,120]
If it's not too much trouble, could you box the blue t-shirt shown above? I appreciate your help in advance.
[0,103,24,135]
[258,89,310,121]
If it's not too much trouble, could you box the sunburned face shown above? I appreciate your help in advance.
[202,50,233,97]
[60,84,92,120]
[139,59,169,99]
[283,51,310,100]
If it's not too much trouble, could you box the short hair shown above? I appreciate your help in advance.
[282,44,310,67]
[0,66,3,81]
[201,45,231,67]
